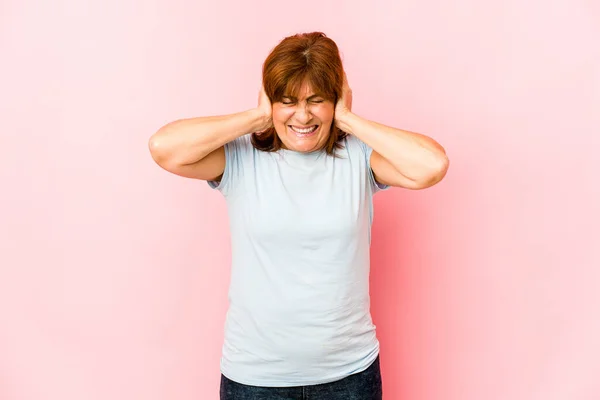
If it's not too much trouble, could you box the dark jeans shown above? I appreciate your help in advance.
[220,355,382,400]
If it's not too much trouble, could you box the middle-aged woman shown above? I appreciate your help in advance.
[149,31,449,400]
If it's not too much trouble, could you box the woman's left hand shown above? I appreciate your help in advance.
[334,72,353,128]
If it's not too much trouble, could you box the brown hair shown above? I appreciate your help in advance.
[251,32,348,155]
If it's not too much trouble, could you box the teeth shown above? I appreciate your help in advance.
[290,126,317,133]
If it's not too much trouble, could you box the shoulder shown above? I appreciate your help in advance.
[227,133,253,151]
[339,134,370,157]
[223,134,260,163]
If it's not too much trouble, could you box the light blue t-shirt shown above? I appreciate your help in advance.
[208,133,389,387]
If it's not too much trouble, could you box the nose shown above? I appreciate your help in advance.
[294,103,312,123]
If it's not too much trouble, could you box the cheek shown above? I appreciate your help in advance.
[273,108,295,123]
[315,106,334,122]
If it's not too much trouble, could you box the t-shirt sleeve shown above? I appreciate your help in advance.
[351,135,391,194]
[207,134,252,197]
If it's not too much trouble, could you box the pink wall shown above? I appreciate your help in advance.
[1,0,599,399]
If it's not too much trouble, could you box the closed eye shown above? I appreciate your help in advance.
[282,99,324,105]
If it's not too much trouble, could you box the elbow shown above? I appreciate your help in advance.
[412,153,450,189]
[434,153,450,178]
[148,131,169,165]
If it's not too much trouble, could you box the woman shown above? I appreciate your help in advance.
[149,32,448,400]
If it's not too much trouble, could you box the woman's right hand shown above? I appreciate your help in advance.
[256,84,273,132]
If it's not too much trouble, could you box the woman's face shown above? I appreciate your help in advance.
[272,80,335,153]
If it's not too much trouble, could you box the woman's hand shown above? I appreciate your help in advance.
[334,72,353,130]
[255,84,273,132]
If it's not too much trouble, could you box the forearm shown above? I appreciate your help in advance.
[336,111,448,182]
[149,109,267,166]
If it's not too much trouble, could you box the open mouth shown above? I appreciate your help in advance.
[289,125,319,137]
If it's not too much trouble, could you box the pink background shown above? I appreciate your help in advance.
[1,0,599,399]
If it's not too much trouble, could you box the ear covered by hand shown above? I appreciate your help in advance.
[256,84,273,132]
[334,71,353,130]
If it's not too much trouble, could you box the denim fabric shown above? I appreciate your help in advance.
[219,355,382,400]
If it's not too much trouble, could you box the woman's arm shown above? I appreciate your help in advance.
[334,74,449,190]
[148,87,272,181]
[335,112,449,189]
